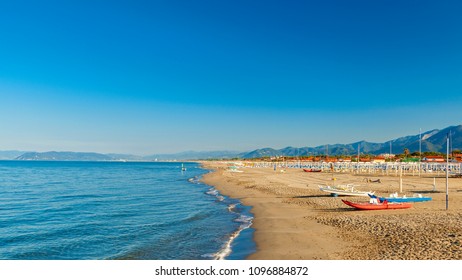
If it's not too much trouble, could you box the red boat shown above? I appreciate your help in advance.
[342,199,412,210]
[303,168,322,172]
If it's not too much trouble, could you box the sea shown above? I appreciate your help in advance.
[0,161,255,260]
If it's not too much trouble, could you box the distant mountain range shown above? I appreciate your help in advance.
[239,124,462,159]
[0,150,30,160]
[3,150,241,161]
[1,124,460,161]
[144,150,241,161]
[15,151,115,161]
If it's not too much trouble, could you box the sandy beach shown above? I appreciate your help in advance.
[201,161,462,260]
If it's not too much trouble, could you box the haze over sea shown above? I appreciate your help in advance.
[0,161,254,260]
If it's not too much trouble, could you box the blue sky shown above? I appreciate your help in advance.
[1,0,461,155]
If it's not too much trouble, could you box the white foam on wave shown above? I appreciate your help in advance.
[188,176,201,184]
[206,188,219,196]
[205,187,225,202]
[234,214,253,225]
[200,184,254,260]
[201,253,216,259]
[227,203,238,212]
[213,213,253,260]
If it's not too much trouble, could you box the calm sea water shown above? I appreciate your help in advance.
[0,161,255,260]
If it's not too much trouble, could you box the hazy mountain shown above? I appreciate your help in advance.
[239,148,282,159]
[106,153,144,161]
[0,150,29,160]
[143,150,241,161]
[15,151,114,161]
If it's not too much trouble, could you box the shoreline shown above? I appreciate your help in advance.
[200,161,462,260]
[201,162,347,259]
[193,170,256,260]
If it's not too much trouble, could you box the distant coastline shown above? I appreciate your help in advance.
[0,150,240,162]
[1,123,461,161]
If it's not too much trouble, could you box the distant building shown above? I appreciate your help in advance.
[422,156,445,162]
[372,156,386,163]
[380,153,395,159]
[452,154,462,163]
[325,157,338,163]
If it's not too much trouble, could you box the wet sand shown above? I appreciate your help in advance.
[201,161,462,260]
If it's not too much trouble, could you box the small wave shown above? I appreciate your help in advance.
[234,214,253,226]
[227,203,239,212]
[205,188,226,202]
[183,211,212,223]
[205,188,218,196]
[212,214,253,260]
[200,185,255,260]
[187,176,201,184]
[201,253,216,259]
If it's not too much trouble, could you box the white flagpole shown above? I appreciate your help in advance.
[446,134,449,210]
[419,128,422,177]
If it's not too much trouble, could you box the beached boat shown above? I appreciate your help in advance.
[369,193,432,203]
[303,168,322,172]
[319,184,374,197]
[342,199,412,210]
[227,166,243,173]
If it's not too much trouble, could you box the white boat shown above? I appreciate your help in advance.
[227,166,243,173]
[319,184,374,197]
[369,193,432,203]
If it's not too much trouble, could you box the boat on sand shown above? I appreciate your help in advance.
[319,184,373,197]
[369,193,432,203]
[303,168,322,172]
[227,165,243,173]
[342,199,412,210]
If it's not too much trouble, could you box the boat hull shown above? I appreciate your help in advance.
[303,169,322,172]
[342,199,412,210]
[369,194,432,203]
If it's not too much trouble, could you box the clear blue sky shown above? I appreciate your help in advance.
[1,0,461,155]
